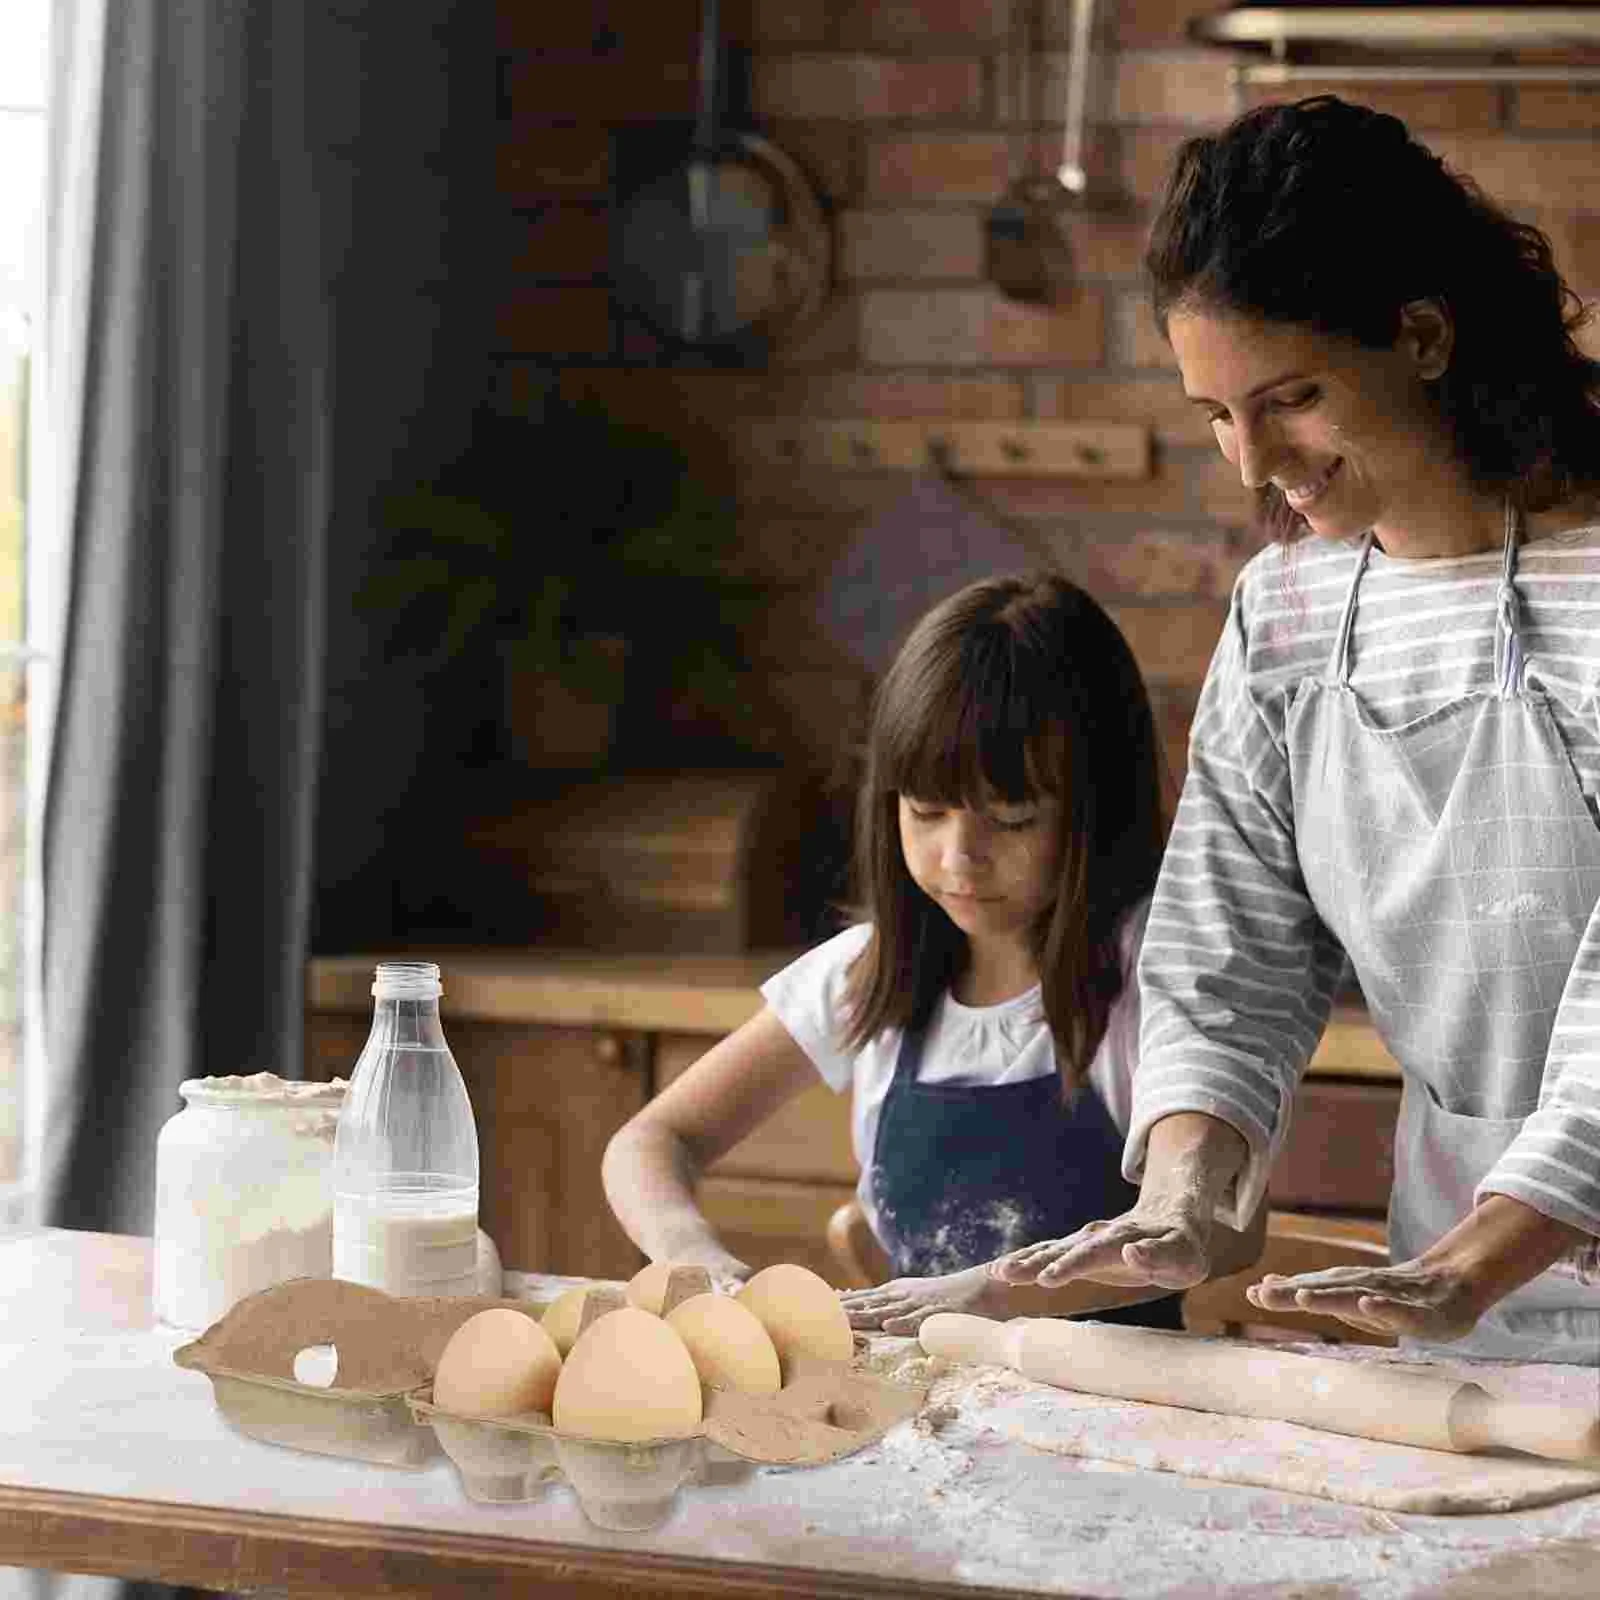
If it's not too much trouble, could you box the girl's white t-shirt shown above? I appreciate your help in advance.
[759,900,1150,1237]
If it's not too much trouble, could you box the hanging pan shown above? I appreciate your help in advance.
[984,0,1098,304]
[613,0,832,355]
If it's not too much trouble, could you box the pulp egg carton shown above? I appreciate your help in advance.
[172,1275,544,1468]
[174,1273,928,1530]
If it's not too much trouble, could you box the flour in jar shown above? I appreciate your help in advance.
[153,1072,348,1332]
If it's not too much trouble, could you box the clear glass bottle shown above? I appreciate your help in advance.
[331,960,480,1297]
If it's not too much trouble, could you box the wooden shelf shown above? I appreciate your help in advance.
[1192,6,1600,53]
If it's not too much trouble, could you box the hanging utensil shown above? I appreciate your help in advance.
[612,0,832,355]
[984,0,1097,305]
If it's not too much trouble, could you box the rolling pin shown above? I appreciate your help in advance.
[918,1314,1600,1464]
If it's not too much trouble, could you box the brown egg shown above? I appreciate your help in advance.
[541,1285,609,1356]
[625,1258,683,1315]
[552,1306,703,1441]
[665,1292,782,1395]
[432,1308,562,1418]
[736,1263,853,1378]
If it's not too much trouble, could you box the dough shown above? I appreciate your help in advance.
[941,1362,1600,1515]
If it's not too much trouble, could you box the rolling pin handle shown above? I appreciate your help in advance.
[919,1313,1025,1370]
[1450,1384,1600,1463]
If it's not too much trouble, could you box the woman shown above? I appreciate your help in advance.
[994,95,1600,1363]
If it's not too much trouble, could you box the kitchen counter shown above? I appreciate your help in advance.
[5,1228,1598,1599]
[308,948,1401,1081]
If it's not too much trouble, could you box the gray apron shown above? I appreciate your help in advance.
[1286,507,1600,1362]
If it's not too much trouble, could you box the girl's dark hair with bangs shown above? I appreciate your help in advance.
[1145,95,1600,542]
[839,571,1166,1095]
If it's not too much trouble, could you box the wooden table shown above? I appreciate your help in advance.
[4,1229,1599,1600]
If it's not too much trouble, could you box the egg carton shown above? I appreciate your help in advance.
[173,1274,928,1530]
[410,1394,740,1527]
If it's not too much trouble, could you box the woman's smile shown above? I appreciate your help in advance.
[1281,457,1343,510]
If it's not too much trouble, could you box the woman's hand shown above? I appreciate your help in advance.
[990,1112,1248,1289]
[838,1265,1003,1335]
[1246,1194,1588,1342]
[987,1192,1218,1290]
[1245,1257,1484,1341]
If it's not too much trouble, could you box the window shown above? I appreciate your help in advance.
[0,1,49,1200]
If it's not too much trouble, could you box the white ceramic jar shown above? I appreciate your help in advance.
[152,1072,348,1333]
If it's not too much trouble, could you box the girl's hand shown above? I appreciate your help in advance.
[1245,1257,1484,1342]
[987,1196,1216,1290]
[838,1265,1003,1335]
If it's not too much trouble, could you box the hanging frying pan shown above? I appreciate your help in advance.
[612,0,832,354]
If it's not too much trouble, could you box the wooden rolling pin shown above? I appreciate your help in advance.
[918,1315,1600,1464]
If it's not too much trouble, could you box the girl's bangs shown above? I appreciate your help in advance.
[882,657,1060,805]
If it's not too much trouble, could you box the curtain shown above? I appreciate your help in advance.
[7,0,328,1595]
[32,0,328,1233]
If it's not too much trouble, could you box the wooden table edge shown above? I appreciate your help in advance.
[0,1482,1073,1600]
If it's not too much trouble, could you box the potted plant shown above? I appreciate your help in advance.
[360,397,757,769]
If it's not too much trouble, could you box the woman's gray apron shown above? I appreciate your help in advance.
[1285,508,1600,1362]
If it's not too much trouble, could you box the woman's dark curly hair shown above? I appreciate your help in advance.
[1145,95,1600,541]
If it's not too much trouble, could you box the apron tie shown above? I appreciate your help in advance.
[1327,531,1376,687]
[1495,499,1526,699]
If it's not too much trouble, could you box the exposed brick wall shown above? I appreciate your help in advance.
[492,0,1600,789]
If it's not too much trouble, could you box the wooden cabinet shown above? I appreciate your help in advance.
[304,1013,650,1280]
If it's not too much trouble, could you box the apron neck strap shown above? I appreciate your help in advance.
[1327,505,1527,693]
[1327,531,1376,686]
[1495,499,1526,698]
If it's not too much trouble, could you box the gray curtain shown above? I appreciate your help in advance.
[35,0,328,1235]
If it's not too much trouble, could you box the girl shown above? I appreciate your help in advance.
[602,571,1263,1333]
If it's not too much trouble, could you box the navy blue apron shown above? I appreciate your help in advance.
[868,1022,1184,1329]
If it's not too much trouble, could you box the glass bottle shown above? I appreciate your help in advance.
[331,960,480,1297]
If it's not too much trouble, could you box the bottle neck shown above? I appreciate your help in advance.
[366,996,448,1050]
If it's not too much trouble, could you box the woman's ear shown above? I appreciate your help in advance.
[1398,298,1453,381]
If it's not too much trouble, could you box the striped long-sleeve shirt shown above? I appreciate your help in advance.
[1127,523,1600,1279]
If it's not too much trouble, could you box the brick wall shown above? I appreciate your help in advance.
[492,0,1600,790]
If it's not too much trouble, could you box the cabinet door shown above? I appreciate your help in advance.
[305,1014,649,1280]
[654,1033,860,1284]
[654,1033,858,1183]
[1270,1079,1399,1215]
[697,1175,859,1286]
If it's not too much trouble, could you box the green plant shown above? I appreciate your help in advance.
[359,400,755,721]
